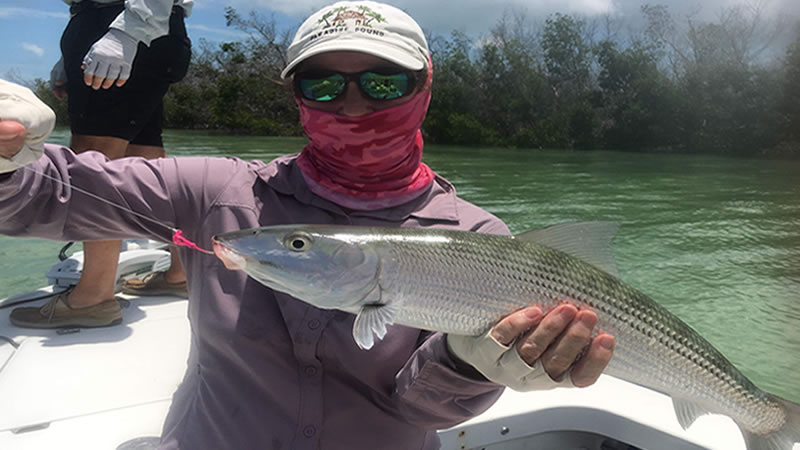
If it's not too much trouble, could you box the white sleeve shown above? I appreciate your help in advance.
[108,0,176,46]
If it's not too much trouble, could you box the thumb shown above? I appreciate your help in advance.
[0,120,27,160]
[0,120,26,140]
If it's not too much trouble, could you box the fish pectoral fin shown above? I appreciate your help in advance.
[515,221,620,277]
[352,303,400,351]
[672,397,711,430]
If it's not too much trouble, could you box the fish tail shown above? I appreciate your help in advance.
[741,395,800,450]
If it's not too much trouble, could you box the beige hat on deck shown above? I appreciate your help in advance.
[280,1,429,79]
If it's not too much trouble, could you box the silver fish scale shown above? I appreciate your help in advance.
[371,230,786,435]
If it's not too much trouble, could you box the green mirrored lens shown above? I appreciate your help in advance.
[299,74,346,102]
[359,72,410,100]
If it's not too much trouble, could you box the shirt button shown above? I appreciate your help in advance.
[308,319,321,330]
[303,425,316,437]
[305,366,318,377]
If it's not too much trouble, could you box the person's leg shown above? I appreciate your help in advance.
[66,135,129,307]
[71,135,128,158]
[126,143,187,284]
[165,248,187,283]
[124,24,191,287]
[68,240,122,307]
[126,143,165,160]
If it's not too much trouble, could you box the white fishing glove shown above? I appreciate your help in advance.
[447,330,576,392]
[0,79,56,173]
[82,28,139,86]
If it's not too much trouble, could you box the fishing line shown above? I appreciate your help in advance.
[7,157,214,255]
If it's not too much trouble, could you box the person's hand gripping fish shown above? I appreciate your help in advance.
[447,304,615,390]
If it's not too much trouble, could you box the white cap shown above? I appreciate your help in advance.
[0,79,56,174]
[281,1,429,79]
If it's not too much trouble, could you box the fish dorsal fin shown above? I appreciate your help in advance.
[352,303,399,350]
[672,397,710,430]
[515,222,620,277]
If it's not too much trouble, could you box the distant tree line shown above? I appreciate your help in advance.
[32,3,800,158]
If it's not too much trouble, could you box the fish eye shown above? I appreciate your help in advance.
[284,232,313,252]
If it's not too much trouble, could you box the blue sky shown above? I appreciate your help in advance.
[2,0,798,83]
[0,0,295,82]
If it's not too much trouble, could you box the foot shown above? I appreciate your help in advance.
[9,289,122,329]
[163,269,187,284]
[122,271,188,298]
[66,284,118,309]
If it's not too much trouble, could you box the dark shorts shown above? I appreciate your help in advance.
[60,4,191,147]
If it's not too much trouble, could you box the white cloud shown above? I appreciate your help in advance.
[187,24,250,39]
[21,43,44,58]
[567,0,617,15]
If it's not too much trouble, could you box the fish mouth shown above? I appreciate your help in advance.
[212,240,289,289]
[212,241,248,270]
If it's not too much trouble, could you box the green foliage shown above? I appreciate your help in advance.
[780,28,800,143]
[426,31,487,144]
[594,40,677,151]
[31,79,69,127]
[677,63,781,156]
[149,6,800,158]
[162,25,298,135]
[542,14,591,94]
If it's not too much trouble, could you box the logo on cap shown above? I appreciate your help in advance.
[307,5,390,42]
[318,5,386,28]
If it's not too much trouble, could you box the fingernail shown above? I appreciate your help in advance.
[559,307,576,320]
[599,336,615,350]
[579,313,597,328]
[525,308,542,319]
[492,331,510,345]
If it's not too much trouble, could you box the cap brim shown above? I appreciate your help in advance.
[280,39,426,79]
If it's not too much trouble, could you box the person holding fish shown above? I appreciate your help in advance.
[0,1,615,448]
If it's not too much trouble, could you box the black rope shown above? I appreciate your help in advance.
[58,241,75,262]
[0,287,70,309]
[0,335,20,349]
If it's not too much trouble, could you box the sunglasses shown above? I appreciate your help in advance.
[294,69,417,102]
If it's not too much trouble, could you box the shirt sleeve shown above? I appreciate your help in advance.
[0,144,237,245]
[109,0,176,46]
[392,332,504,429]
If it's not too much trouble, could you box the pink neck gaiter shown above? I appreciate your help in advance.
[296,80,435,211]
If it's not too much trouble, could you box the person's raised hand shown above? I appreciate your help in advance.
[447,303,615,391]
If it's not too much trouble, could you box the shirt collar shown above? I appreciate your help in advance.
[257,155,460,223]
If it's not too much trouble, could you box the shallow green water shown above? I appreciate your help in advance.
[1,128,798,401]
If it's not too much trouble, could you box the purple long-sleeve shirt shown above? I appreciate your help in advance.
[0,144,509,449]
